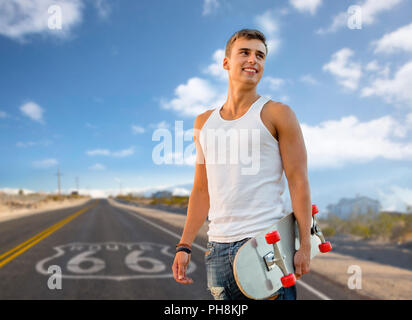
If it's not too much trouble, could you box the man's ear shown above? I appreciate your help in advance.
[223,56,230,71]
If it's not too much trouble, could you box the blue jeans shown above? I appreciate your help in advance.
[205,238,297,300]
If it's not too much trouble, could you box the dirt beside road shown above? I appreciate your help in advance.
[110,199,412,300]
[0,197,91,223]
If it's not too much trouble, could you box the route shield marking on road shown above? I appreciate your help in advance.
[36,242,196,281]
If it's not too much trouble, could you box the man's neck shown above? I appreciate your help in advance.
[222,84,259,117]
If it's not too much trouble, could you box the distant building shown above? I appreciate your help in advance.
[326,195,381,220]
[152,190,173,199]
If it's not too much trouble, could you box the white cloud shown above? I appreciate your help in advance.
[360,0,404,24]
[300,74,319,85]
[112,147,134,157]
[64,182,193,198]
[290,0,323,15]
[279,95,290,103]
[0,110,7,118]
[365,60,379,72]
[303,114,412,169]
[254,10,281,57]
[86,149,110,156]
[149,121,171,130]
[202,0,220,16]
[92,0,111,19]
[172,188,191,196]
[85,122,97,129]
[372,22,412,54]
[361,61,412,108]
[0,0,112,42]
[86,146,135,158]
[407,113,412,126]
[0,0,84,41]
[131,125,145,134]
[16,140,52,147]
[89,163,106,171]
[202,49,227,81]
[377,186,412,212]
[160,77,226,117]
[20,101,45,123]
[322,48,362,91]
[317,0,404,34]
[33,158,58,168]
[262,76,285,91]
[365,60,390,78]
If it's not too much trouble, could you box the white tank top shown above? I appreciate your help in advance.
[199,95,286,242]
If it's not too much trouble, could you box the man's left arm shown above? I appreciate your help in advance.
[272,103,312,280]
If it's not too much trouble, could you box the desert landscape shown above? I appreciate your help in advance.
[0,191,91,223]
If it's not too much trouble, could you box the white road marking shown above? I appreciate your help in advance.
[35,241,196,280]
[119,204,332,300]
[296,279,332,300]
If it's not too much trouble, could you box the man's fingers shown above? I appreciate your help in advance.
[172,252,193,284]
[295,264,302,277]
[302,266,310,274]
[178,262,185,280]
[295,263,310,280]
[178,255,190,280]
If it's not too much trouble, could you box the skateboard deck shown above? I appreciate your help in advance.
[233,205,332,300]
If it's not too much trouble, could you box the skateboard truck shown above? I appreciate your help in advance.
[311,205,332,253]
[264,231,296,287]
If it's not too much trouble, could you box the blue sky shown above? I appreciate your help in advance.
[1,0,412,213]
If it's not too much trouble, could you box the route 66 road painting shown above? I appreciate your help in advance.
[35,242,196,281]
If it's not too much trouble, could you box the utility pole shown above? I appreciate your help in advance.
[55,168,63,196]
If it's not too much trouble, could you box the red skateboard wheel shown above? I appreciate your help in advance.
[312,204,319,215]
[319,241,332,253]
[265,230,281,244]
[281,273,296,287]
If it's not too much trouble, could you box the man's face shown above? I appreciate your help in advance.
[224,37,266,86]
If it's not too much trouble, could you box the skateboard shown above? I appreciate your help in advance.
[233,205,332,300]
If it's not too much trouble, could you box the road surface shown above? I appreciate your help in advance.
[0,199,370,300]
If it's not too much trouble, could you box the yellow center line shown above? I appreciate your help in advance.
[0,213,81,261]
[0,200,98,269]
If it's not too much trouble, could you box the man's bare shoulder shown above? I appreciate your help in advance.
[264,99,294,115]
[263,100,297,127]
[194,109,215,131]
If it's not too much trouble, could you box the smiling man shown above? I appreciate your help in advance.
[172,29,312,300]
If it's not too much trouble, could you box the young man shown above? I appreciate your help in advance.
[172,29,312,300]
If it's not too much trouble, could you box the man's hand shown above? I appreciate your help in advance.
[172,251,194,284]
[294,245,311,280]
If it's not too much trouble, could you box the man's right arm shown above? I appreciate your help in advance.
[179,113,210,244]
[172,112,211,284]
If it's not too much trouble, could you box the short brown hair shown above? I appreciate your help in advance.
[225,29,268,58]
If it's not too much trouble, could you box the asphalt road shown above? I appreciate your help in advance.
[0,199,371,300]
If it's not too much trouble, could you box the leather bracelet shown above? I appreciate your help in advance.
[176,247,191,254]
[176,242,192,249]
